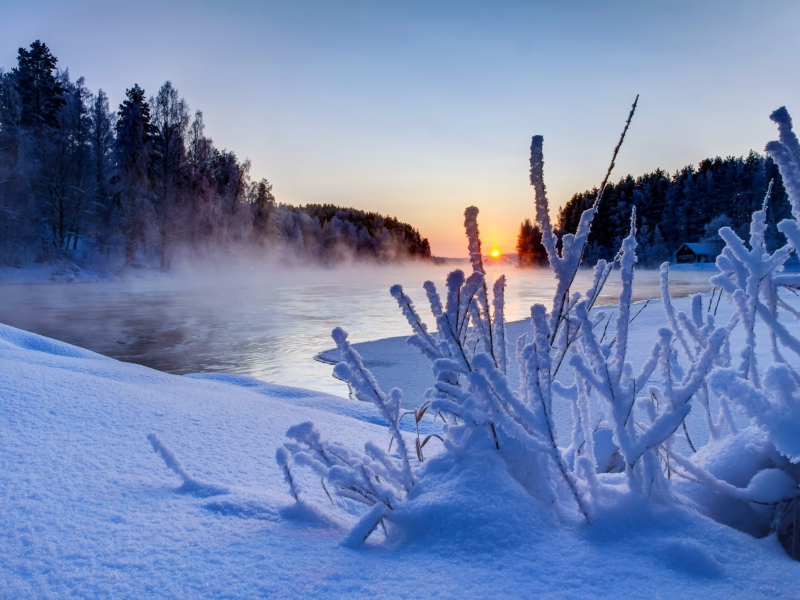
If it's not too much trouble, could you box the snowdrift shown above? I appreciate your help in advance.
[1,320,798,597]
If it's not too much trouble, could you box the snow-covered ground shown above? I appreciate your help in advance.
[2,291,799,597]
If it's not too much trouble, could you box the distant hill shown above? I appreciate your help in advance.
[293,204,431,261]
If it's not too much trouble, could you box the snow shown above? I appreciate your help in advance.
[315,133,800,557]
[319,291,800,444]
[711,365,800,463]
[2,307,799,596]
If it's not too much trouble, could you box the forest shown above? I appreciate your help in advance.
[518,151,791,267]
[0,41,431,271]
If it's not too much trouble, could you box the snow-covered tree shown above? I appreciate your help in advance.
[88,89,116,253]
[702,213,732,253]
[149,81,189,271]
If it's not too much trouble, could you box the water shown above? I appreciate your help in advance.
[0,264,712,397]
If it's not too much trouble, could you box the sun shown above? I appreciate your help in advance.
[490,249,501,258]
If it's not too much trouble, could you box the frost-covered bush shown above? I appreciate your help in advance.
[277,106,800,557]
[679,107,800,559]
[635,108,800,559]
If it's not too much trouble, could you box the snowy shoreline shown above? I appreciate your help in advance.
[0,263,171,285]
[2,289,799,596]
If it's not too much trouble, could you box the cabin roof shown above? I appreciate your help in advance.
[677,242,716,255]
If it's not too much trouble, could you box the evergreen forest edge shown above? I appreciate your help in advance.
[0,40,790,272]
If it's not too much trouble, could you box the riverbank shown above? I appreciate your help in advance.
[1,292,799,596]
[0,262,173,284]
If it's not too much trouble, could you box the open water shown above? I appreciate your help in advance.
[0,263,712,397]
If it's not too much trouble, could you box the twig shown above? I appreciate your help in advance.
[713,286,724,316]
[550,95,640,346]
[608,298,651,349]
[593,94,640,210]
[628,298,651,326]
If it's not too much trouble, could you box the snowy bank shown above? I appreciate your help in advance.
[0,261,176,285]
[2,318,799,596]
[287,113,800,583]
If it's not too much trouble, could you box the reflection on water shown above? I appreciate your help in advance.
[0,264,712,397]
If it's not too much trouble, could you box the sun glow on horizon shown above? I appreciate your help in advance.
[490,249,501,258]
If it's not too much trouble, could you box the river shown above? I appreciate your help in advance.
[0,263,712,397]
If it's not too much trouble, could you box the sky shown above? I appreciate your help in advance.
[2,0,799,257]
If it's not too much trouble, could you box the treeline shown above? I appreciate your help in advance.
[0,41,430,270]
[517,152,790,267]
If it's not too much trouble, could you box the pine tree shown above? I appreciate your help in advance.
[0,68,29,259]
[252,178,275,235]
[12,40,65,130]
[34,73,94,253]
[649,225,670,265]
[516,218,547,267]
[114,83,152,265]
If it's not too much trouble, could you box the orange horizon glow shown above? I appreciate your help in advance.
[490,249,501,258]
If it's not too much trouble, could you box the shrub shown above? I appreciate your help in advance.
[277,106,800,558]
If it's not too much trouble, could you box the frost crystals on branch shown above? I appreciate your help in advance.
[570,209,725,496]
[276,105,800,560]
[276,329,415,545]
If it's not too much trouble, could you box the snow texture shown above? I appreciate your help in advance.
[1,321,799,595]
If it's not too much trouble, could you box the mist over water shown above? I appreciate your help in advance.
[0,264,712,398]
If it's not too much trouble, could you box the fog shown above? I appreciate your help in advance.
[0,263,712,397]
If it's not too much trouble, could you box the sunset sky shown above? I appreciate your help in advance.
[4,0,799,256]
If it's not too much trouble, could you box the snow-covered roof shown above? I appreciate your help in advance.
[677,242,717,255]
